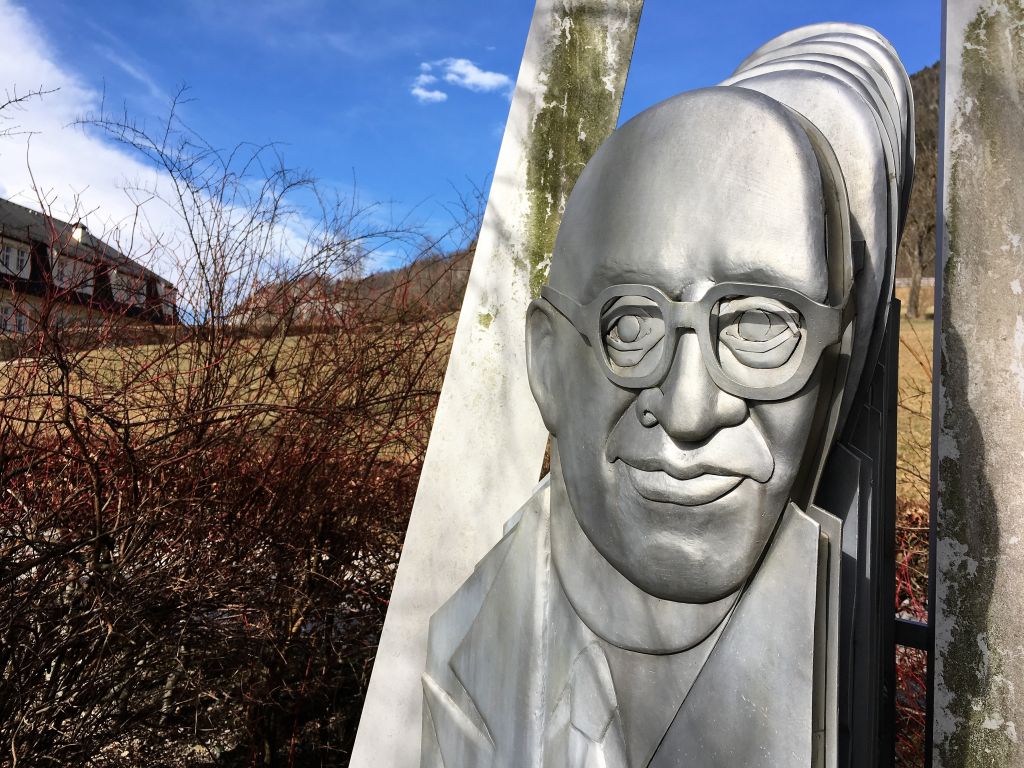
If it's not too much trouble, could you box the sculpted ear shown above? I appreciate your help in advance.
[525,299,562,435]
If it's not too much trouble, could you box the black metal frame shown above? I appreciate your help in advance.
[865,299,933,766]
[817,298,933,767]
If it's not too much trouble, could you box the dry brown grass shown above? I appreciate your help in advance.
[895,315,933,768]
[898,318,934,506]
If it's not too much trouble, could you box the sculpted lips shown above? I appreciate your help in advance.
[618,461,745,506]
[605,411,775,507]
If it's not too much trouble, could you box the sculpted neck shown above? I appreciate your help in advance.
[548,448,739,654]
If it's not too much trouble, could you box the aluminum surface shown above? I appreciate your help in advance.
[420,22,913,768]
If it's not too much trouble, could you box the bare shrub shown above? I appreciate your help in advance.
[0,100,472,767]
[893,318,933,768]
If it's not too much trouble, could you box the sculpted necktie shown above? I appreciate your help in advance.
[546,643,629,768]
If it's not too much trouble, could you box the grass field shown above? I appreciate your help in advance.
[3,312,934,487]
[897,317,934,506]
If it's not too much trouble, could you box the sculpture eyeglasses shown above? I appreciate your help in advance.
[539,282,851,401]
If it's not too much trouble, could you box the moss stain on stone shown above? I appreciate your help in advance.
[937,1,1024,764]
[521,1,642,297]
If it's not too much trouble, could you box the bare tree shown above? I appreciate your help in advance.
[0,85,54,139]
[899,64,939,319]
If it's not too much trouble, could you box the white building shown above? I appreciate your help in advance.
[0,197,177,335]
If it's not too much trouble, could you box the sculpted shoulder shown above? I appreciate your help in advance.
[421,481,552,768]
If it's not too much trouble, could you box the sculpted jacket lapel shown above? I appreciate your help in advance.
[422,481,629,768]
[422,483,554,768]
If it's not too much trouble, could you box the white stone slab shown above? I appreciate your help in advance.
[933,0,1024,763]
[348,3,642,766]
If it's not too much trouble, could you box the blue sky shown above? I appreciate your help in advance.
[0,1,940,272]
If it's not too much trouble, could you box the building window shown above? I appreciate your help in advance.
[14,312,27,334]
[1,243,29,274]
[0,304,11,332]
[53,256,94,293]
[79,265,94,293]
[53,255,70,288]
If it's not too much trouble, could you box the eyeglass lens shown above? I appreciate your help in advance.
[598,293,806,389]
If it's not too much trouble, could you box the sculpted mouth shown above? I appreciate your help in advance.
[618,461,745,506]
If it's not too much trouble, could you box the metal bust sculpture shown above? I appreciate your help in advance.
[420,23,913,768]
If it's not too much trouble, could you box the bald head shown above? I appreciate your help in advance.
[548,87,829,304]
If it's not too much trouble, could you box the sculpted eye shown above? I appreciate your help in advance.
[608,314,645,344]
[734,309,790,343]
[718,297,802,370]
[600,299,665,372]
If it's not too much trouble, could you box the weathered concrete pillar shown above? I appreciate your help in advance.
[933,0,1024,764]
[349,3,643,766]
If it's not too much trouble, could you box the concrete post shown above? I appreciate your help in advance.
[933,0,1024,764]
[349,3,642,766]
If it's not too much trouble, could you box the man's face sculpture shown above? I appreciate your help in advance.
[528,89,845,604]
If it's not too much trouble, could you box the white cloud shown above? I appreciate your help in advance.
[0,0,178,277]
[409,58,513,104]
[95,45,170,105]
[362,247,405,273]
[410,85,447,104]
[0,0,401,299]
[438,58,512,94]
[410,71,447,104]
[0,0,325,294]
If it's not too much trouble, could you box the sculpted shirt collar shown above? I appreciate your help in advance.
[548,451,740,655]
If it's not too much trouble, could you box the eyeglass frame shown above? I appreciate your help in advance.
[538,281,852,401]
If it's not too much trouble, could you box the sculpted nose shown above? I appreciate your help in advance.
[635,332,748,441]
